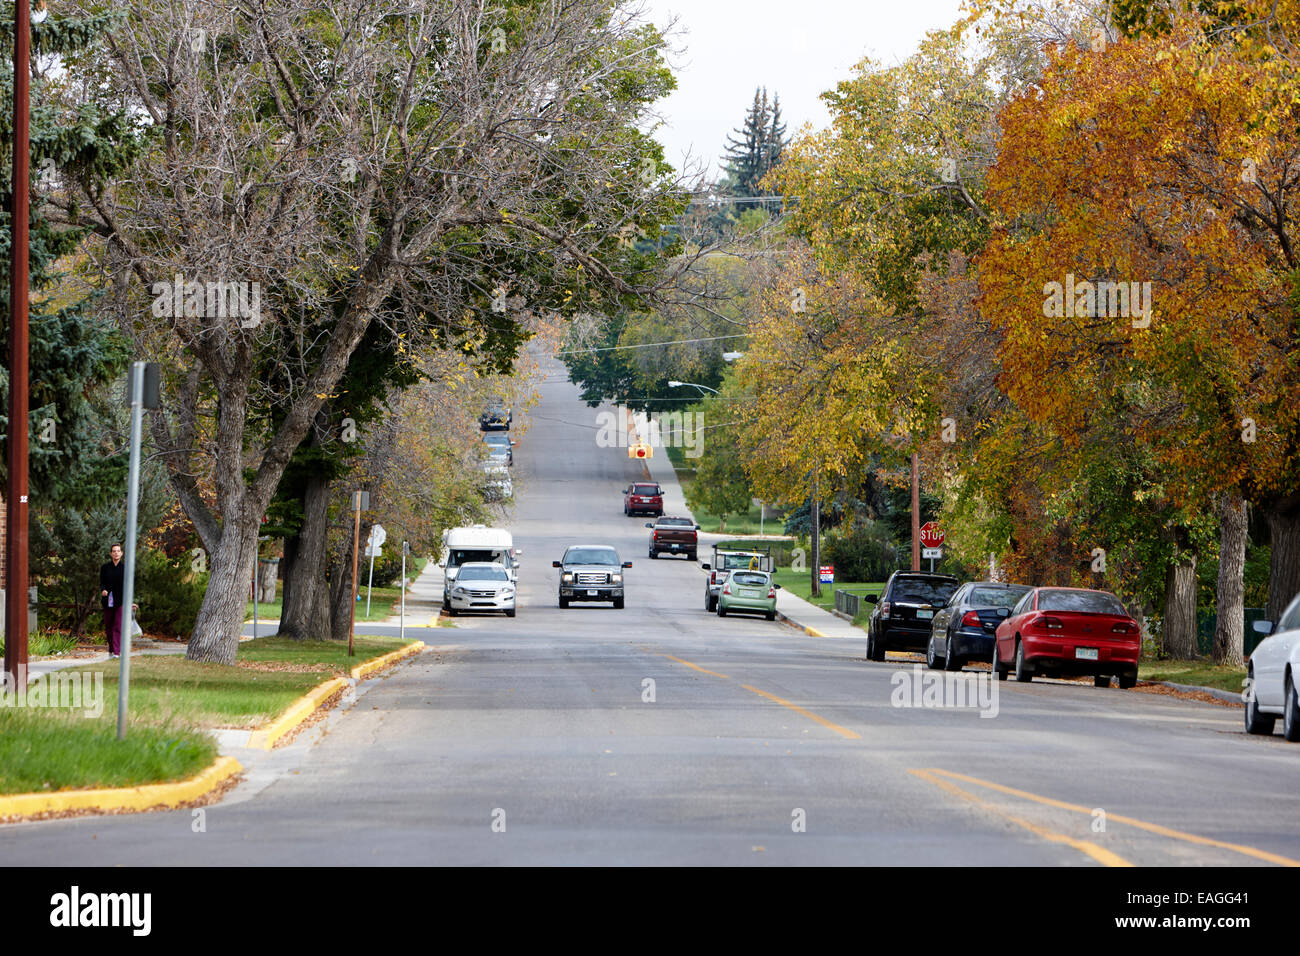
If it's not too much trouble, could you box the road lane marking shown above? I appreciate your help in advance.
[657,653,859,739]
[661,654,729,680]
[923,768,1300,867]
[908,769,1132,867]
[739,684,861,739]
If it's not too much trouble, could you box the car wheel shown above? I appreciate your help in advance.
[765,610,776,621]
[1284,673,1300,742]
[448,607,459,617]
[1094,675,1111,688]
[1244,667,1276,735]
[1014,640,1033,682]
[649,549,657,559]
[505,608,516,618]
[717,602,726,617]
[1118,670,1137,690]
[614,597,625,609]
[687,551,696,561]
[867,630,885,662]
[943,636,962,672]
[926,636,943,670]
[559,596,569,609]
[992,642,1008,680]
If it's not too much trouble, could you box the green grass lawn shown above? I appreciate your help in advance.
[0,634,413,795]
[246,574,423,624]
[772,568,883,617]
[1138,659,1248,694]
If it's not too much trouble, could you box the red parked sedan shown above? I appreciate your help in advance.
[992,587,1140,688]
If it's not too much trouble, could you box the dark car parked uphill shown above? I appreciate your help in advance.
[926,582,1031,672]
[865,572,960,662]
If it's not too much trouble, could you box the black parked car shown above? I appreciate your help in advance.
[479,404,512,431]
[926,581,1031,672]
[865,572,960,662]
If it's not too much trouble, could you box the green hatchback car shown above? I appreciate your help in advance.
[716,569,780,620]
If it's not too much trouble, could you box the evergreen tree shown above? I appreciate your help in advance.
[720,87,787,213]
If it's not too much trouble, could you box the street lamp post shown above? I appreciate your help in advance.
[667,380,719,397]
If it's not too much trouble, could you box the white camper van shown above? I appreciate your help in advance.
[440,525,518,609]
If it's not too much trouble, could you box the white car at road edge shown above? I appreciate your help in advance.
[1245,594,1300,741]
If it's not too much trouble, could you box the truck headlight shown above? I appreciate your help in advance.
[612,574,622,584]
[453,587,468,596]
[562,572,573,582]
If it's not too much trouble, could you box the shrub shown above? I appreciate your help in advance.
[135,548,208,638]
[822,522,898,583]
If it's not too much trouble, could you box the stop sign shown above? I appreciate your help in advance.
[919,521,945,549]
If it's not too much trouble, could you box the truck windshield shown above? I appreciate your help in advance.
[564,548,619,565]
[449,549,505,567]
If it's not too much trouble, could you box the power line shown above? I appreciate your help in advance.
[553,333,747,355]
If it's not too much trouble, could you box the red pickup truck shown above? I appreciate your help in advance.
[623,481,663,517]
[645,516,700,560]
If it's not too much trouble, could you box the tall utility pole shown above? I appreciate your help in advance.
[910,452,920,572]
[5,0,31,696]
[809,471,820,598]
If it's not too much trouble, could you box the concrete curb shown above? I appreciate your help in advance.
[776,611,827,638]
[350,640,425,680]
[0,755,243,822]
[247,677,350,750]
[246,640,425,749]
[1149,680,1244,705]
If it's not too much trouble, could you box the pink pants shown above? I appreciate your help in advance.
[103,606,122,655]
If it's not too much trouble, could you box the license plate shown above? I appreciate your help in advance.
[671,543,680,549]
[1076,647,1099,660]
[916,609,933,620]
[587,589,598,596]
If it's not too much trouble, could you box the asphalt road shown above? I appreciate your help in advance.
[4,359,1299,866]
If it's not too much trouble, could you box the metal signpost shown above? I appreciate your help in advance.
[400,540,408,642]
[347,491,368,657]
[118,362,159,740]
[365,523,385,615]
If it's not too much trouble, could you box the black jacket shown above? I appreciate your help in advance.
[100,560,124,610]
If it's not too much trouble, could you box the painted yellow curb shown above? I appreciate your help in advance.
[247,677,349,750]
[0,755,243,821]
[350,640,424,680]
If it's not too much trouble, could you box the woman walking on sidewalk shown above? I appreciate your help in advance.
[99,543,129,657]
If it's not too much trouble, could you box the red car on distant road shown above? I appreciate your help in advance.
[623,481,663,517]
[992,587,1140,688]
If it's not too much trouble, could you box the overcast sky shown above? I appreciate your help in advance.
[640,0,969,180]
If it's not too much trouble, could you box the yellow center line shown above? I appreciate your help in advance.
[660,654,730,681]
[909,769,1132,867]
[657,653,859,739]
[923,768,1300,867]
[739,684,861,739]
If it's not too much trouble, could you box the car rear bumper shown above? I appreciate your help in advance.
[720,597,776,615]
[880,624,934,651]
[651,541,695,554]
[948,629,995,660]
[1021,634,1139,672]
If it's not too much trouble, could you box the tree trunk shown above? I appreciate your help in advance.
[1213,491,1247,666]
[185,515,259,664]
[1264,497,1300,624]
[1162,555,1199,659]
[278,474,334,640]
